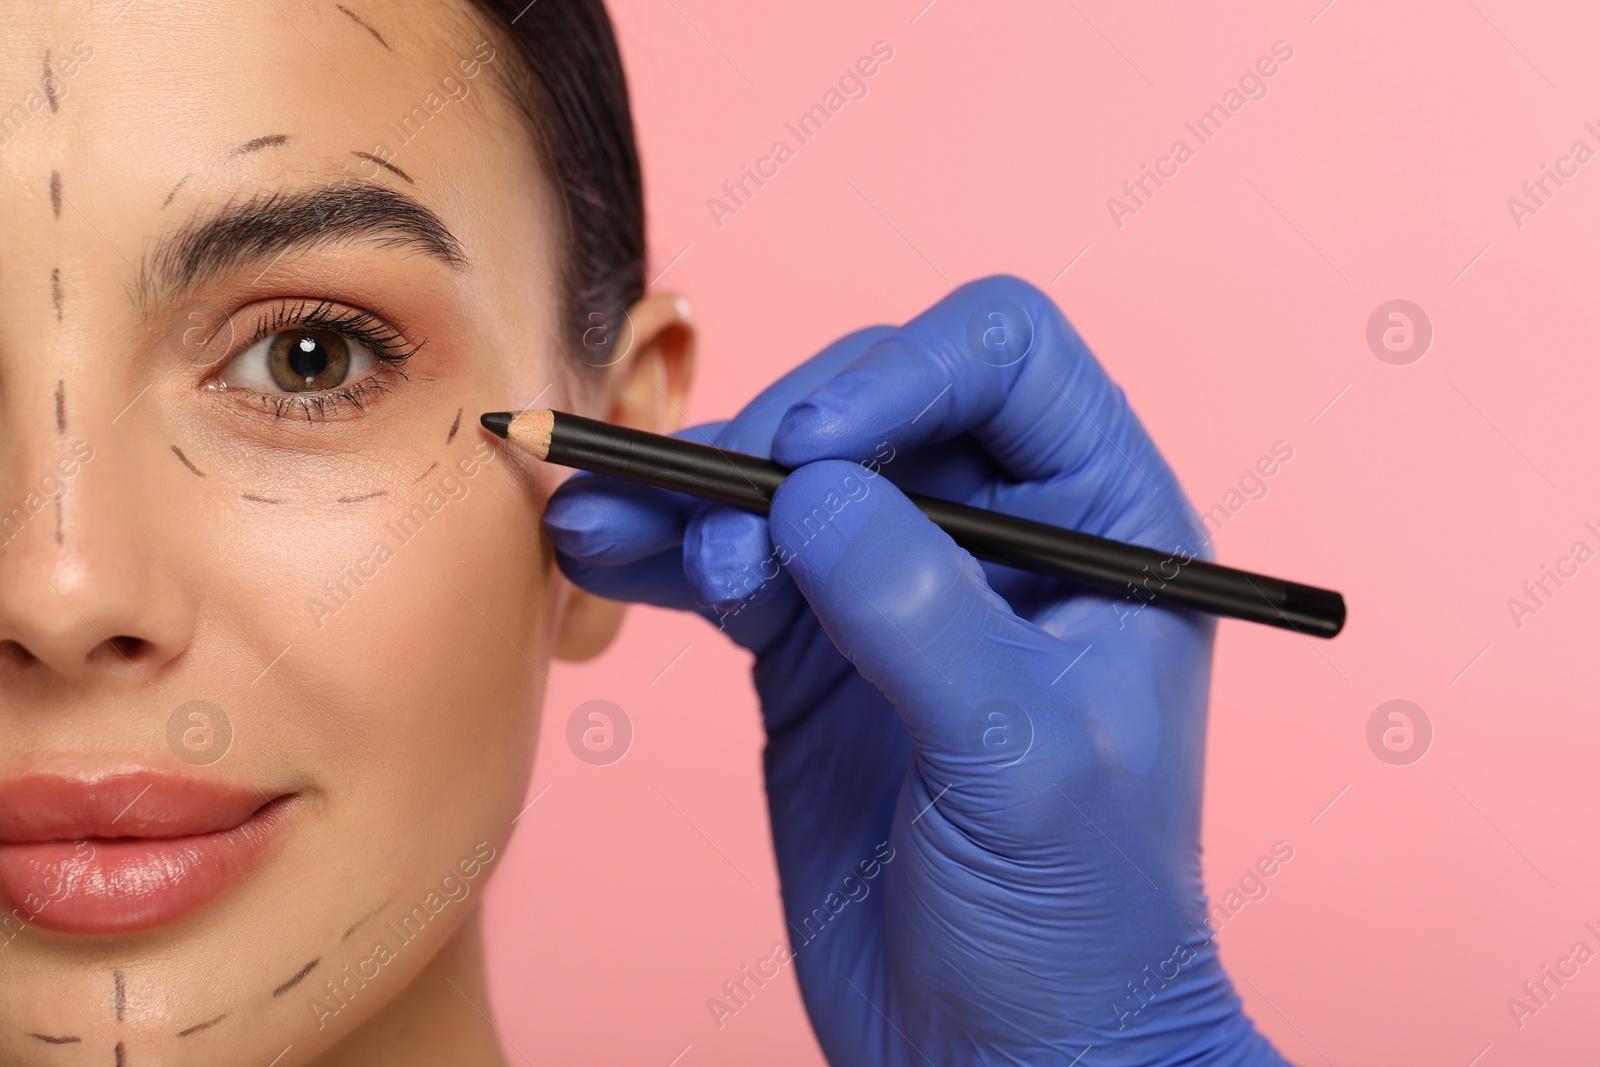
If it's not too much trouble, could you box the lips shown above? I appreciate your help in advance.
[0,774,291,935]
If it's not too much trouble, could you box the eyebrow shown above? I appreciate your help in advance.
[134,182,467,312]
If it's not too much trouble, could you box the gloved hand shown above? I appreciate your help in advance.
[545,276,1291,1066]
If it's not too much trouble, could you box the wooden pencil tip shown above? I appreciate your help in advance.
[496,409,554,460]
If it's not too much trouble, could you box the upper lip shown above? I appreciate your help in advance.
[0,773,277,841]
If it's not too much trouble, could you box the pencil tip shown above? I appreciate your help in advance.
[480,412,512,439]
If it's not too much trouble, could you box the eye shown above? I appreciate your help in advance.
[221,327,378,394]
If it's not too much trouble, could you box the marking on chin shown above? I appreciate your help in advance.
[28,1033,82,1044]
[272,958,320,997]
[176,1013,227,1038]
[342,898,393,941]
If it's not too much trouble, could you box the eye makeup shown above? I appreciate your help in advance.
[205,298,424,423]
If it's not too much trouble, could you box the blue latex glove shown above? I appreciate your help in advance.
[545,276,1290,1066]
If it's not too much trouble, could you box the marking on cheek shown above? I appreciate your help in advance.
[50,268,63,321]
[335,4,392,51]
[272,958,320,997]
[162,173,191,209]
[50,171,61,218]
[231,134,290,157]
[114,970,125,1021]
[342,897,392,941]
[350,150,413,184]
[176,1013,227,1037]
[27,1033,82,1044]
[336,490,388,504]
[171,446,206,478]
[240,494,284,505]
[412,460,439,484]
[55,381,66,433]
[42,53,58,113]
[447,408,463,443]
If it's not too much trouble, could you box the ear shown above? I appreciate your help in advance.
[553,291,696,662]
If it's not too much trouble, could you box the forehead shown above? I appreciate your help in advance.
[0,0,509,213]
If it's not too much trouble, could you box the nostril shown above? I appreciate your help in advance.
[0,639,36,668]
[96,635,151,664]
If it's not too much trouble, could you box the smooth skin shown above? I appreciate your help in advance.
[0,2,688,1064]
[547,276,1292,1065]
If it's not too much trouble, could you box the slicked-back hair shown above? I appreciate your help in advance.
[467,0,645,366]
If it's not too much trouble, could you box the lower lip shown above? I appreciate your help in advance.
[0,797,291,936]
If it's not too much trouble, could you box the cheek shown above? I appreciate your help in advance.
[203,431,558,857]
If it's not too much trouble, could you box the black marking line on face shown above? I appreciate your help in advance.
[114,970,125,1021]
[272,958,320,997]
[162,173,191,209]
[50,171,61,218]
[50,268,62,321]
[241,493,283,505]
[42,53,58,113]
[55,381,65,433]
[350,150,414,185]
[341,897,392,941]
[171,445,206,478]
[27,1033,81,1044]
[412,460,439,484]
[115,1041,126,1066]
[231,134,290,157]
[336,490,388,504]
[335,4,392,50]
[176,1013,227,1038]
[447,408,463,443]
[54,500,62,546]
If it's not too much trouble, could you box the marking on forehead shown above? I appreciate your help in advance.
[351,151,413,185]
[171,446,206,478]
[42,53,58,113]
[412,460,439,483]
[55,381,65,433]
[176,1013,227,1038]
[335,4,392,51]
[162,174,192,210]
[231,134,290,157]
[447,408,462,443]
[336,490,387,504]
[272,958,320,997]
[27,1032,81,1044]
[50,269,63,322]
[50,172,61,218]
[241,493,284,505]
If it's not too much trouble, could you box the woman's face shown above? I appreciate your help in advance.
[0,2,634,1061]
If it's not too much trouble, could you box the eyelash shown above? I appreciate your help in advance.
[229,299,426,422]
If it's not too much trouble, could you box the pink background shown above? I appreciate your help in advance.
[482,1,1600,1064]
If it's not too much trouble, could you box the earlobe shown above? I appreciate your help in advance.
[553,290,697,662]
[554,585,627,662]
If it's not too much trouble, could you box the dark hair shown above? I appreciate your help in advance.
[465,0,645,366]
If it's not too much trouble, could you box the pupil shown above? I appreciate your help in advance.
[288,335,328,379]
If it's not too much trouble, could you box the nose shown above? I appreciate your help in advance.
[0,434,196,683]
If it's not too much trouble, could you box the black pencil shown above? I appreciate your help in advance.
[481,409,1346,638]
